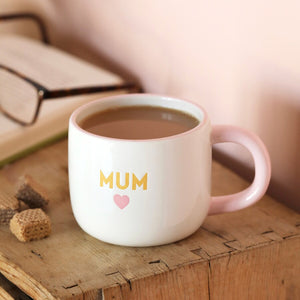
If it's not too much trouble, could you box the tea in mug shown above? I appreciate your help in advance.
[80,105,199,139]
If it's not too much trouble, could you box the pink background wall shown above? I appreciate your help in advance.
[1,0,299,210]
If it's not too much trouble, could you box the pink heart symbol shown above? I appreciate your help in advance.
[113,194,129,209]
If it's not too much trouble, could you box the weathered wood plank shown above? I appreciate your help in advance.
[0,272,32,300]
[101,237,300,300]
[0,139,298,299]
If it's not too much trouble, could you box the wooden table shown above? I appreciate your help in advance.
[0,139,299,300]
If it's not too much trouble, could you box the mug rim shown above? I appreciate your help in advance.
[69,93,209,142]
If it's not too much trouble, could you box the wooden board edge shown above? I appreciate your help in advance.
[100,237,300,300]
[0,253,57,300]
[0,286,14,300]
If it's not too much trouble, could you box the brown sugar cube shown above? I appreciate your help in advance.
[0,192,19,225]
[15,175,49,208]
[10,209,51,242]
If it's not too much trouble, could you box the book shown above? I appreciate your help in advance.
[0,35,137,166]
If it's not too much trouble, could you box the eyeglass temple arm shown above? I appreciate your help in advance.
[43,82,141,99]
[0,64,141,98]
[0,13,49,44]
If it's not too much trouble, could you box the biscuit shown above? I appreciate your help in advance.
[15,175,49,208]
[0,192,19,225]
[10,209,51,242]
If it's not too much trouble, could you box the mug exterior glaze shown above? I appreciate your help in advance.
[68,94,271,247]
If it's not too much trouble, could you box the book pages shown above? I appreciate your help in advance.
[0,35,123,90]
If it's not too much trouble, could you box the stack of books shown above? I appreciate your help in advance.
[0,35,137,166]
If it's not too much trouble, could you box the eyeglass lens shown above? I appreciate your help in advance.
[0,69,39,124]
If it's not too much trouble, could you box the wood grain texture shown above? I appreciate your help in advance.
[0,140,299,299]
[0,272,32,300]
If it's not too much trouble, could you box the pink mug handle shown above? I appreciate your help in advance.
[209,125,271,215]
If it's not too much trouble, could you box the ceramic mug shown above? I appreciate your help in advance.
[68,94,271,246]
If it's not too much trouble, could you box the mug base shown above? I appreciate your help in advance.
[78,224,201,247]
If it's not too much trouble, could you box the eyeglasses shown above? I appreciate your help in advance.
[0,12,49,44]
[0,13,137,125]
[0,64,136,125]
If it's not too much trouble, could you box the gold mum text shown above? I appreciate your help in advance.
[100,170,148,190]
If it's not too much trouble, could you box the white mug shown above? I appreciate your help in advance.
[68,94,271,246]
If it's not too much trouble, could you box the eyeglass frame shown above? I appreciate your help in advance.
[0,64,137,125]
[0,13,138,125]
[0,12,50,44]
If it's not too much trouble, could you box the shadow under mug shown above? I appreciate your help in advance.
[68,94,271,247]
